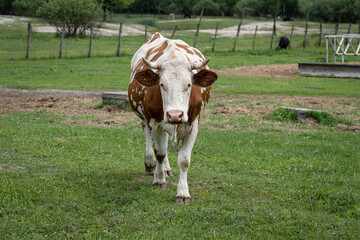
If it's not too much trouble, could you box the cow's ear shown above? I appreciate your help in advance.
[135,69,160,87]
[193,69,218,87]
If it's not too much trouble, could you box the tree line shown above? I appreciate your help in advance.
[1,0,359,37]
[2,0,360,23]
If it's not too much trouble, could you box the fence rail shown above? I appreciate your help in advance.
[19,21,360,61]
[325,34,360,63]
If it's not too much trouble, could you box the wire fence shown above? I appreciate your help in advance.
[7,20,360,60]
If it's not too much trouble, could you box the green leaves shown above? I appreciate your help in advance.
[37,0,102,36]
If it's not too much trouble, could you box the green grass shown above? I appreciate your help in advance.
[1,111,360,239]
[212,75,360,98]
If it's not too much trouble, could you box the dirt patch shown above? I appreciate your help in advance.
[0,89,137,128]
[215,64,299,78]
[1,87,359,131]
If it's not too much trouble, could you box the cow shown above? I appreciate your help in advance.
[276,36,290,50]
[128,33,218,203]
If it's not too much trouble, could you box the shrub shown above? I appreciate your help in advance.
[37,0,102,37]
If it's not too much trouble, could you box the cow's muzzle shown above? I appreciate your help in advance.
[166,110,184,124]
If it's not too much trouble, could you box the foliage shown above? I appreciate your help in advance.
[98,0,134,21]
[12,0,45,16]
[37,0,102,36]
[0,0,15,14]
[193,0,220,15]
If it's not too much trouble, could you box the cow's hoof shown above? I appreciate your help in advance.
[145,164,156,175]
[176,196,191,204]
[152,182,166,189]
[165,170,173,177]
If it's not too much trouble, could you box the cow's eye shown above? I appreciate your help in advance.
[160,83,166,90]
[188,84,191,88]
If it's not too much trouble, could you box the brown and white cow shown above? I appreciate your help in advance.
[128,33,218,203]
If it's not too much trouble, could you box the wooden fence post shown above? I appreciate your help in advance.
[26,22,31,59]
[347,23,351,34]
[270,22,275,50]
[88,25,93,58]
[117,22,123,57]
[335,23,339,35]
[145,21,148,42]
[59,28,65,58]
[358,23,360,45]
[232,9,245,52]
[212,24,218,52]
[303,11,309,47]
[289,23,294,49]
[171,25,177,39]
[346,23,351,45]
[319,23,322,46]
[193,7,204,48]
[253,25,258,50]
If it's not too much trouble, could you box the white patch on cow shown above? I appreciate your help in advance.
[137,105,143,116]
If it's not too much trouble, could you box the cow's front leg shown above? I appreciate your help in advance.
[176,120,199,204]
[142,123,156,175]
[151,127,169,189]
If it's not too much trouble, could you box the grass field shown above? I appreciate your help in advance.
[1,14,360,239]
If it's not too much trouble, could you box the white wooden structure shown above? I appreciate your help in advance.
[325,34,360,63]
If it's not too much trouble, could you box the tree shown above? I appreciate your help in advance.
[0,0,15,15]
[12,0,45,16]
[193,0,220,15]
[99,0,134,21]
[37,0,102,37]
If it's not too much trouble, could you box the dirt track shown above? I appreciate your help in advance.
[215,64,299,78]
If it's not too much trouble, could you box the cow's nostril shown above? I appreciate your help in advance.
[166,110,184,123]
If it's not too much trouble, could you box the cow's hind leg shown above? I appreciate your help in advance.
[142,122,156,175]
[176,120,199,204]
[151,127,168,189]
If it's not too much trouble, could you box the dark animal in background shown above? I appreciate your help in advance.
[266,14,272,21]
[283,16,295,21]
[276,36,290,50]
[184,12,191,19]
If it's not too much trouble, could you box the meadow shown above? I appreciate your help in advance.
[1,15,360,239]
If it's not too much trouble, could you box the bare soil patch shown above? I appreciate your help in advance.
[0,88,137,128]
[1,87,359,131]
[215,64,299,78]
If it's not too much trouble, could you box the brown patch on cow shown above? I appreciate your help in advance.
[193,49,205,60]
[131,59,147,81]
[180,157,190,170]
[150,51,164,62]
[193,69,218,87]
[143,85,164,123]
[146,33,161,44]
[155,154,165,163]
[202,87,211,104]
[175,43,194,55]
[187,86,203,124]
[146,41,169,59]
[134,69,160,87]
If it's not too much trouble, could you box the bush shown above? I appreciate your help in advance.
[37,0,102,37]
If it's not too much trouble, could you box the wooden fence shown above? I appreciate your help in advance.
[24,20,360,60]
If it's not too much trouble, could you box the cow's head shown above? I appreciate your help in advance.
[135,57,218,124]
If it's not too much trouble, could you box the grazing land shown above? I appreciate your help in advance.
[1,15,360,239]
